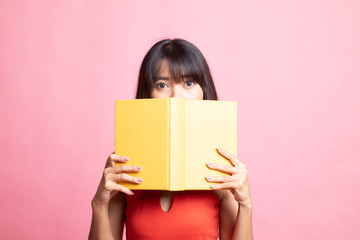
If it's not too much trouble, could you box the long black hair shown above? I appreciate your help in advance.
[135,39,218,100]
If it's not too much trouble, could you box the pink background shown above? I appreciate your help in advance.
[1,0,359,239]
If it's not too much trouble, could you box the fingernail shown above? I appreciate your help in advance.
[124,157,129,161]
[217,148,223,152]
[210,185,217,189]
[137,178,143,183]
[137,167,142,171]
[206,177,214,181]
[129,191,134,195]
[207,163,215,168]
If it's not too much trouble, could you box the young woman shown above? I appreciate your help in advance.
[89,39,253,240]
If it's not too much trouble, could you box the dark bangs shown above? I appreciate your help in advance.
[136,39,218,100]
[154,47,205,86]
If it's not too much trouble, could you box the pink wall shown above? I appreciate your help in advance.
[1,0,359,239]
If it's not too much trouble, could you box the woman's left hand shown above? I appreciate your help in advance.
[206,148,252,207]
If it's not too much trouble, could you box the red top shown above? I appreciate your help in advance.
[125,190,220,240]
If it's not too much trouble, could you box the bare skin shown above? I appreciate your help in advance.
[89,61,253,240]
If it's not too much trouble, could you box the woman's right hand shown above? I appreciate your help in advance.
[92,153,142,205]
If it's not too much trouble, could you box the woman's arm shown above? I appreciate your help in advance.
[89,192,125,240]
[217,190,253,240]
[207,148,254,240]
[89,153,142,240]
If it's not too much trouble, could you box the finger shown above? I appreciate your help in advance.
[217,148,245,167]
[110,154,130,163]
[206,175,242,183]
[209,180,245,190]
[206,162,240,174]
[111,173,143,184]
[106,165,142,174]
[104,182,134,196]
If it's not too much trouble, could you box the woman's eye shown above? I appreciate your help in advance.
[156,83,167,89]
[185,81,195,87]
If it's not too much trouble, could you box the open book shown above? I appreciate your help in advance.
[115,98,237,190]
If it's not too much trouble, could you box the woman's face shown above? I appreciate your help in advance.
[150,61,204,100]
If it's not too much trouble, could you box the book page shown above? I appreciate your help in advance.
[184,100,237,190]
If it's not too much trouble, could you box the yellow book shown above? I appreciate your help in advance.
[115,98,237,190]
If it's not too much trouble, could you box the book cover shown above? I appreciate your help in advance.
[115,98,237,190]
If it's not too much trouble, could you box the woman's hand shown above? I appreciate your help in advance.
[206,148,252,207]
[92,153,142,205]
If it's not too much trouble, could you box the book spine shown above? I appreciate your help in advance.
[169,98,185,190]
